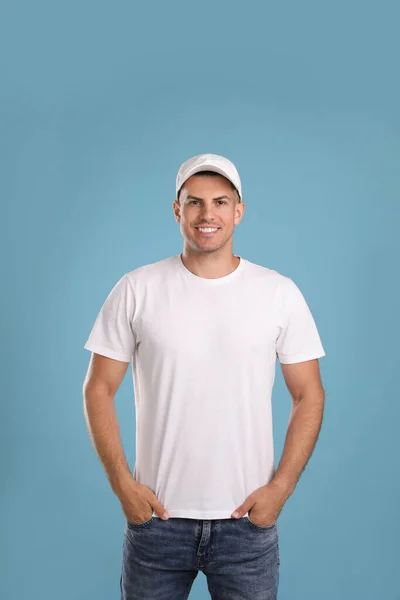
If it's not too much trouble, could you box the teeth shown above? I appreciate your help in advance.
[198,228,218,232]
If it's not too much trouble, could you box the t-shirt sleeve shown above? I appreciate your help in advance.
[275,276,326,364]
[84,274,136,363]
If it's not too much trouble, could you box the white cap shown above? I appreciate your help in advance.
[176,153,242,201]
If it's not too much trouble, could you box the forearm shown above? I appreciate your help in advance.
[272,388,325,497]
[83,386,134,495]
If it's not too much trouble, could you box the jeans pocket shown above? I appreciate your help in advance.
[127,515,155,528]
[244,515,277,530]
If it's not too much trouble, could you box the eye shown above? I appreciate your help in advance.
[189,200,227,205]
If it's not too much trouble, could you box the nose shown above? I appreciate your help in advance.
[198,205,216,222]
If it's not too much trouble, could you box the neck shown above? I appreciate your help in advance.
[180,251,240,279]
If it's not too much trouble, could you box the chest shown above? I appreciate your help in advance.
[135,286,280,362]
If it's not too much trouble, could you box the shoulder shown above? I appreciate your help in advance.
[125,255,177,287]
[242,258,294,290]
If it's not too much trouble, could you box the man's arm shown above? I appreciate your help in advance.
[83,352,170,521]
[272,358,325,498]
[82,352,134,494]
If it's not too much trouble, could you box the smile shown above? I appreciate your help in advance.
[196,227,220,236]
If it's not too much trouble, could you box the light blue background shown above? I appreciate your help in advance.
[1,1,399,599]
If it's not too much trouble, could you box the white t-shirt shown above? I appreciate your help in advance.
[84,254,325,520]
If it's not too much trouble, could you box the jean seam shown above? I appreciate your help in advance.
[245,516,277,530]
[127,516,155,529]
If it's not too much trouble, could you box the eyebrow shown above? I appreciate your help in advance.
[186,195,231,202]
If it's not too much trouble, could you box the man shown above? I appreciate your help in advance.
[83,153,326,599]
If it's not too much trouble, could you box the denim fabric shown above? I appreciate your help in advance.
[120,515,280,599]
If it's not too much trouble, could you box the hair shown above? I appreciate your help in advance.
[177,170,241,204]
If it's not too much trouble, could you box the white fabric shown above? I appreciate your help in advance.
[84,254,325,520]
[176,153,243,200]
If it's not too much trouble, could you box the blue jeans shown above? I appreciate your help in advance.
[120,515,280,599]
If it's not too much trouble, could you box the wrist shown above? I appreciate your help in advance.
[270,475,296,498]
[110,471,136,496]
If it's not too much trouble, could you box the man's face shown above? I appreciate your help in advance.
[173,174,245,254]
